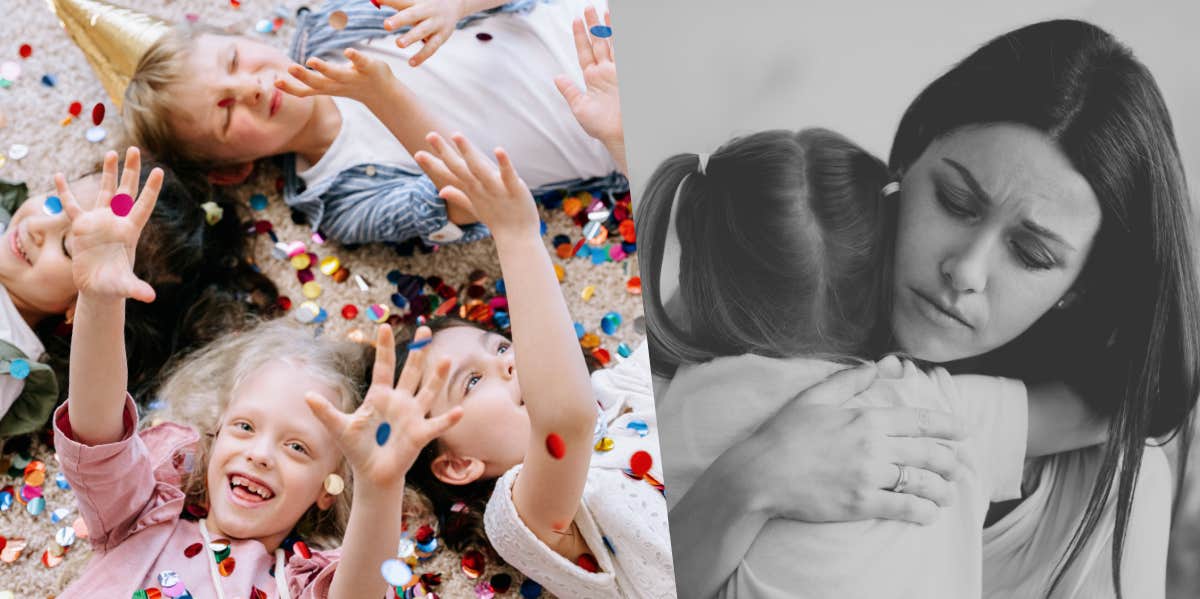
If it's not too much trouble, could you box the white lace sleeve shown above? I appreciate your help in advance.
[485,465,678,599]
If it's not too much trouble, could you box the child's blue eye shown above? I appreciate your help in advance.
[497,343,510,354]
[235,422,253,432]
[287,442,308,455]
[466,374,481,393]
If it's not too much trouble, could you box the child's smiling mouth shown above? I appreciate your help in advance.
[228,473,276,505]
[9,223,32,266]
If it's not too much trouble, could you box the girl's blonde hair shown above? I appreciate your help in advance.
[149,319,369,547]
[124,24,231,167]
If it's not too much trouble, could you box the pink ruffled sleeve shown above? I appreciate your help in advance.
[288,548,340,598]
[53,396,199,553]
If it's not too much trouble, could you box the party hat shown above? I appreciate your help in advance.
[44,0,170,108]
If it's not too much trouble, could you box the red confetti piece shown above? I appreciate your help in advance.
[91,103,105,126]
[229,0,241,7]
[68,101,82,117]
[184,542,203,558]
[461,549,485,578]
[250,587,267,599]
[590,347,611,366]
[545,433,566,459]
[415,524,435,544]
[576,553,600,573]
[294,540,311,559]
[341,304,358,319]
[218,555,236,576]
[630,450,653,478]
[110,193,134,217]
[217,97,234,108]
[370,0,381,7]
[626,276,642,295]
[277,296,292,311]
[18,44,32,59]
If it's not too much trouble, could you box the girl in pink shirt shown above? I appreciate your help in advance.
[51,147,463,598]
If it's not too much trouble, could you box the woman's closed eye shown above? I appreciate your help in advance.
[935,185,979,220]
[1009,236,1058,270]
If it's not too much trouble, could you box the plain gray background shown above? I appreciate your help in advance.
[612,0,1198,201]
[608,2,1200,596]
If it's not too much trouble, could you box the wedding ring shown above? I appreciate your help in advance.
[890,464,909,493]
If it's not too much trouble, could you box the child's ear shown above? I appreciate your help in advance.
[431,452,485,486]
[316,490,337,511]
[207,162,255,186]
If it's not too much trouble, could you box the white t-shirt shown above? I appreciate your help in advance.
[983,444,1172,598]
[657,354,1029,599]
[0,285,46,418]
[298,0,619,191]
[484,343,677,599]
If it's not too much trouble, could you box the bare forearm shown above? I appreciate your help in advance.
[328,481,405,599]
[493,235,594,426]
[603,138,628,177]
[669,436,771,599]
[67,294,128,446]
[363,80,450,161]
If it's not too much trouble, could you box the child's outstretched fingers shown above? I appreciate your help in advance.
[425,132,478,187]
[129,168,164,232]
[97,151,119,204]
[450,134,501,184]
[494,148,526,193]
[396,325,431,393]
[115,147,142,201]
[53,174,84,222]
[371,324,399,389]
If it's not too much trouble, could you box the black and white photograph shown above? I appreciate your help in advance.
[617,0,1200,597]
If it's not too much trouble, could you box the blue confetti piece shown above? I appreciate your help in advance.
[626,420,649,437]
[407,337,432,351]
[590,249,609,265]
[589,25,612,38]
[55,472,70,490]
[8,358,30,380]
[391,293,410,310]
[0,491,12,511]
[602,535,616,554]
[387,269,403,285]
[376,421,392,446]
[552,234,571,247]
[27,496,45,516]
[574,322,585,339]
[313,308,329,324]
[575,243,591,258]
[493,310,510,329]
[601,312,622,335]
[540,219,547,236]
[617,342,632,358]
[43,196,63,215]
[520,579,543,598]
[495,278,506,295]
[250,193,269,211]
[41,74,57,87]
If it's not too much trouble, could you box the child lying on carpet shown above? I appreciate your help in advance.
[0,149,275,439]
[639,127,1109,598]
[124,0,625,247]
[391,129,673,599]
[52,146,463,598]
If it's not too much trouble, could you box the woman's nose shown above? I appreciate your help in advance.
[940,237,990,294]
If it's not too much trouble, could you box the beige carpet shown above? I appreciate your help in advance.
[0,0,643,596]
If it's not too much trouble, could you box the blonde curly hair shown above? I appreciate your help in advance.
[148,319,369,547]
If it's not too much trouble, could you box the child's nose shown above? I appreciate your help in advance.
[234,78,264,107]
[25,214,61,247]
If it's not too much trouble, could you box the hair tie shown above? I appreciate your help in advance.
[881,181,901,199]
[696,153,711,176]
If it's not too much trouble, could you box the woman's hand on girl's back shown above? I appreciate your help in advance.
[749,363,970,525]
[414,132,539,240]
[55,147,160,304]
[306,325,463,490]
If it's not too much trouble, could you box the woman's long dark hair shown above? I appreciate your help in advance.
[637,128,890,378]
[888,19,1200,597]
[37,163,280,405]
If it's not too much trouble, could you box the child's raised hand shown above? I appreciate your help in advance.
[305,325,462,490]
[554,8,622,147]
[277,48,396,106]
[55,147,160,303]
[380,0,465,67]
[414,132,539,240]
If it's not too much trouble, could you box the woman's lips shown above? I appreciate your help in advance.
[912,288,973,329]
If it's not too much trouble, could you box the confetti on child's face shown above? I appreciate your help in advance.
[169,34,315,165]
[0,179,101,318]
[205,363,344,544]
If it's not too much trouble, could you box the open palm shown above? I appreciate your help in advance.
[555,8,622,145]
[307,325,462,490]
[55,148,160,303]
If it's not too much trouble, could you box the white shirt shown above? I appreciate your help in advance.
[657,355,1029,599]
[0,284,46,419]
[299,0,618,191]
[484,343,678,599]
